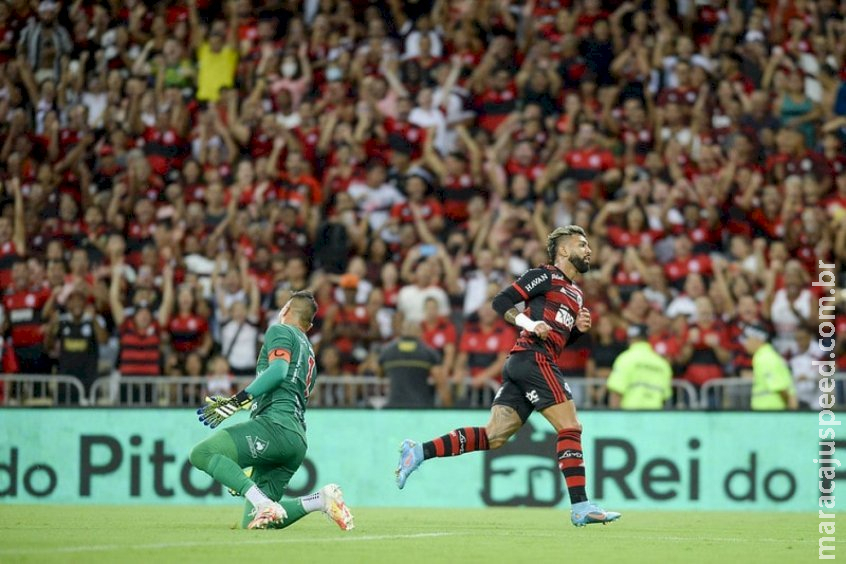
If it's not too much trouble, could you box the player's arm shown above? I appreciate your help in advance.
[566,308,592,345]
[198,326,293,428]
[491,268,551,339]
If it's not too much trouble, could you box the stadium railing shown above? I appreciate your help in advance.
[302,375,390,408]
[698,378,752,410]
[565,378,700,410]
[86,374,392,408]
[14,372,838,411]
[88,375,255,407]
[0,374,88,406]
[700,374,846,410]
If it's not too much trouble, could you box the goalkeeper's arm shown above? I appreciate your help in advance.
[232,358,292,405]
[244,358,290,398]
[198,359,290,428]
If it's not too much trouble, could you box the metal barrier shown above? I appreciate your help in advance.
[87,375,391,408]
[89,375,254,407]
[306,375,390,409]
[699,378,753,410]
[565,378,700,410]
[0,374,88,407]
[5,373,787,411]
[700,374,846,410]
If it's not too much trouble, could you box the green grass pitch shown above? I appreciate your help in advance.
[0,506,829,564]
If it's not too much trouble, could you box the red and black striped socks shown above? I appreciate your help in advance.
[557,427,588,503]
[422,427,489,459]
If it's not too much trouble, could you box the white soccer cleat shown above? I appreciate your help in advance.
[321,484,354,531]
[247,502,288,530]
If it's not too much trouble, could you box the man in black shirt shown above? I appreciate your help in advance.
[45,288,107,402]
[378,322,444,408]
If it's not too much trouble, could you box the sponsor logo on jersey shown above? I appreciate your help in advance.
[555,307,575,329]
[524,273,548,292]
[9,308,34,323]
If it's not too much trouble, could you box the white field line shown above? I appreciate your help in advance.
[0,532,458,556]
[501,531,843,544]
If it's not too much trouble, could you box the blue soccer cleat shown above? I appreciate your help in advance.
[395,439,424,489]
[570,501,621,527]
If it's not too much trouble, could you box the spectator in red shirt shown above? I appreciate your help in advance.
[647,309,683,368]
[454,303,516,400]
[664,235,713,290]
[420,296,458,392]
[2,259,52,374]
[561,121,620,200]
[388,172,445,238]
[469,55,518,133]
[678,297,731,405]
[322,274,381,374]
[167,286,212,360]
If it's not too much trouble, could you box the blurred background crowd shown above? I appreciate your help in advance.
[1,0,845,409]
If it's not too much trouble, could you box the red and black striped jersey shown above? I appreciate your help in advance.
[168,313,209,354]
[118,319,162,376]
[460,321,516,376]
[502,264,585,360]
[3,287,51,347]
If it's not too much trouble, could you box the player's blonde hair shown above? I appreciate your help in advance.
[546,225,587,262]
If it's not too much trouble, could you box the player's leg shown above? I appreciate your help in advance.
[241,465,305,529]
[242,423,355,531]
[396,356,532,489]
[244,464,354,531]
[534,356,620,526]
[189,420,286,523]
[189,429,262,500]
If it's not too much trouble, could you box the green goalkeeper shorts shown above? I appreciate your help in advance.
[223,416,307,501]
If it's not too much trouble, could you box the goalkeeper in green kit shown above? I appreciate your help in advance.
[189,291,354,531]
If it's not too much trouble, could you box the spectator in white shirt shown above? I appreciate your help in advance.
[347,160,406,232]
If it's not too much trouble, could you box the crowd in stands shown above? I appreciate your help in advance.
[1,0,845,409]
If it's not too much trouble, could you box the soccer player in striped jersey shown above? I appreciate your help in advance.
[189,291,354,531]
[395,226,621,527]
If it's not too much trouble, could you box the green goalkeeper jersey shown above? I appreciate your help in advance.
[251,323,316,437]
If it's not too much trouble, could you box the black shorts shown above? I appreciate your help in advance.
[492,350,573,422]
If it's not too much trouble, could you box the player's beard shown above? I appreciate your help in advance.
[569,255,590,274]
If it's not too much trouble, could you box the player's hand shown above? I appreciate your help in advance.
[197,392,252,428]
[575,308,592,332]
[197,396,236,428]
[532,321,551,340]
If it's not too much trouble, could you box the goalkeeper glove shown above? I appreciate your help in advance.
[197,390,252,428]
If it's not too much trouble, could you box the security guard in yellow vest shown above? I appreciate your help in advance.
[607,324,672,410]
[738,323,798,410]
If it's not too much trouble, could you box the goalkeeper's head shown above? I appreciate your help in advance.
[278,290,318,332]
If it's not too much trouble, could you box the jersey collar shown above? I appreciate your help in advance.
[548,264,573,283]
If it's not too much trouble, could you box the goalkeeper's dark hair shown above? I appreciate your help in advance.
[546,225,587,262]
[289,290,318,326]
